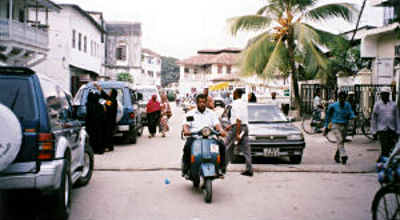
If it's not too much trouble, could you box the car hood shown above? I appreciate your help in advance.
[248,123,301,136]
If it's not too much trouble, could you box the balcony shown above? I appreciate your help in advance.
[0,18,49,49]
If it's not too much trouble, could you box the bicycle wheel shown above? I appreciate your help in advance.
[301,114,315,134]
[372,186,400,220]
[361,116,375,140]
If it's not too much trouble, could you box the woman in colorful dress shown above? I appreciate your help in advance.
[160,94,171,137]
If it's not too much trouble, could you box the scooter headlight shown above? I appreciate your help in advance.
[202,127,212,137]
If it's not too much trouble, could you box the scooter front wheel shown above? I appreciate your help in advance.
[204,179,212,203]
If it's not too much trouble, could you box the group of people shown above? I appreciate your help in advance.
[146,93,172,138]
[85,83,118,154]
[182,88,254,177]
[312,87,400,165]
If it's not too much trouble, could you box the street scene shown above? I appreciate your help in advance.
[0,0,400,220]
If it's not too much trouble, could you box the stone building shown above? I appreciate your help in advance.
[105,22,142,83]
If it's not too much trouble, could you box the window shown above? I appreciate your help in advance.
[184,68,189,73]
[72,30,76,48]
[0,78,35,120]
[116,42,127,61]
[148,58,152,64]
[148,71,154,77]
[384,7,395,25]
[217,65,222,74]
[78,33,82,51]
[83,36,87,53]
[227,65,231,74]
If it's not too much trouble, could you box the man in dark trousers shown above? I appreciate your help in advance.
[371,87,400,160]
[224,88,253,176]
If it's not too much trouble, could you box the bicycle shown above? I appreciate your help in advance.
[301,106,337,143]
[371,141,400,220]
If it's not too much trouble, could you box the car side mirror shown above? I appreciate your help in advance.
[186,116,194,122]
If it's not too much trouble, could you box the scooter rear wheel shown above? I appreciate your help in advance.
[204,179,212,203]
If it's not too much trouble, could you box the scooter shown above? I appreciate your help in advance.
[182,118,222,203]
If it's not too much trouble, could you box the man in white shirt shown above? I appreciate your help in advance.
[224,89,253,176]
[182,94,226,176]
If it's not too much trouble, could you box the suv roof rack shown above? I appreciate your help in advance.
[0,67,35,75]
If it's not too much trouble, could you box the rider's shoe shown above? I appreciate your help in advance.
[341,156,348,165]
[334,151,340,163]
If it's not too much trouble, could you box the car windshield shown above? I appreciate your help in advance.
[138,88,157,101]
[81,88,124,105]
[248,105,288,123]
[0,77,35,120]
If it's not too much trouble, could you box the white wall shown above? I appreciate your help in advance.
[377,34,400,58]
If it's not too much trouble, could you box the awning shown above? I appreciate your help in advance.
[209,82,230,91]
[26,0,61,12]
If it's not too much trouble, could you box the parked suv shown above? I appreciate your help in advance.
[0,67,94,220]
[74,81,143,144]
[136,85,160,126]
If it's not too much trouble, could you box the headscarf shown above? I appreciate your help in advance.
[146,94,160,113]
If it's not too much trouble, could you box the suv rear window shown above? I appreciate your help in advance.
[0,77,36,120]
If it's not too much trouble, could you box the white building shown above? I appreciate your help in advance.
[140,48,161,87]
[31,4,106,95]
[360,0,399,85]
[0,0,60,66]
[105,22,142,84]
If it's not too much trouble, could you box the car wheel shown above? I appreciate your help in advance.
[52,158,71,220]
[125,128,137,144]
[74,141,94,187]
[289,154,302,164]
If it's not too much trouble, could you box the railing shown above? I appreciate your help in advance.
[0,18,48,49]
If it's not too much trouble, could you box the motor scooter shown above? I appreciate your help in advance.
[182,117,222,203]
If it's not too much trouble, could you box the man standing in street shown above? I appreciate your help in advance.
[224,88,253,176]
[203,87,215,110]
[324,91,355,164]
[371,87,400,160]
[312,88,323,133]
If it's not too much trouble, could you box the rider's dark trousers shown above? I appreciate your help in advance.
[182,137,226,172]
[378,129,398,158]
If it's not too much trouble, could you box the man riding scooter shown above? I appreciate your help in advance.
[182,94,227,177]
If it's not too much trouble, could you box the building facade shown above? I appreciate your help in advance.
[105,22,142,84]
[140,48,161,86]
[0,0,60,66]
[31,4,106,95]
[361,0,399,85]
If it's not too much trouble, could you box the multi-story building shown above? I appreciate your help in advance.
[0,0,60,66]
[140,48,161,87]
[31,4,106,95]
[105,22,142,84]
[361,0,399,85]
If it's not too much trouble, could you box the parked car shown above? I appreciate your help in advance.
[213,95,225,108]
[136,85,160,126]
[0,67,94,220]
[74,81,143,144]
[220,104,305,164]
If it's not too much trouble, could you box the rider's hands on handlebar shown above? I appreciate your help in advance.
[219,130,227,137]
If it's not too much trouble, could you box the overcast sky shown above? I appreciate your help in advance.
[55,0,383,59]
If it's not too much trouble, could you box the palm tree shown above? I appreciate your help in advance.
[229,0,356,110]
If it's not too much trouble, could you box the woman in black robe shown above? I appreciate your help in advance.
[86,92,106,154]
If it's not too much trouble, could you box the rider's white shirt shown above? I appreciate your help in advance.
[231,98,248,125]
[183,108,220,133]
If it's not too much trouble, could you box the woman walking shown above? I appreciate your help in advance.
[86,92,106,154]
[160,94,171,137]
[146,94,161,138]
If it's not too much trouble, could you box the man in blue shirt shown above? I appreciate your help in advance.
[323,91,355,164]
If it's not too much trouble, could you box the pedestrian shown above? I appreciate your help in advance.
[371,87,400,160]
[85,92,106,154]
[268,91,280,108]
[94,83,118,152]
[323,91,355,164]
[160,94,172,137]
[312,88,323,133]
[248,91,257,103]
[147,94,161,138]
[224,88,253,176]
[203,87,215,110]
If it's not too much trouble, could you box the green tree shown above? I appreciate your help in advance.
[117,72,133,83]
[229,0,356,110]
[161,56,180,87]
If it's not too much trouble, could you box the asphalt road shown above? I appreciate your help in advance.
[0,102,382,220]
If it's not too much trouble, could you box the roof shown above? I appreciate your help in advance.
[106,22,141,35]
[363,22,399,38]
[142,48,161,58]
[26,0,61,11]
[341,25,377,35]
[58,4,105,33]
[177,48,241,66]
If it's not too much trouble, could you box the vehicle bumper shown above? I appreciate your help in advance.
[0,160,64,191]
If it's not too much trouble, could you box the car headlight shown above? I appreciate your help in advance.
[202,127,212,137]
[287,134,303,140]
[248,135,256,141]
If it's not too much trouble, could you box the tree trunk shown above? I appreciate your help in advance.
[287,32,302,113]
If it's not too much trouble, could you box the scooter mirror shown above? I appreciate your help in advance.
[187,116,194,122]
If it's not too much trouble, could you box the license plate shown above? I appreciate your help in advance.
[263,148,279,157]
[210,144,219,153]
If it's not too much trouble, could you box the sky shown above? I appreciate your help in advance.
[55,0,384,59]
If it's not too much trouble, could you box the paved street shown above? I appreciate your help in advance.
[1,103,382,219]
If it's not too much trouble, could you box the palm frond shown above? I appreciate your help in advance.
[261,38,289,78]
[302,23,343,48]
[228,15,272,36]
[290,0,317,13]
[304,3,357,22]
